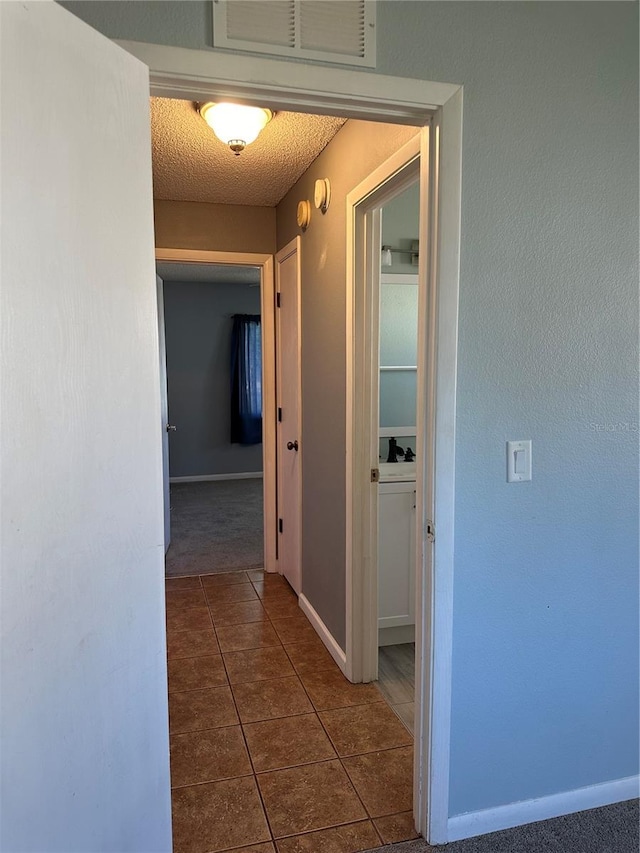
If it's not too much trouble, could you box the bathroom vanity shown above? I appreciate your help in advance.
[378,462,416,645]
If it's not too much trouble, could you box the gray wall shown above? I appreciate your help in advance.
[164,280,262,477]
[58,0,640,821]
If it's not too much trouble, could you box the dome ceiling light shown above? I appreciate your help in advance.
[198,102,274,155]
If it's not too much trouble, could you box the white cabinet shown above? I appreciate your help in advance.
[378,480,416,630]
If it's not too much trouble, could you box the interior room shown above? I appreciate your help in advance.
[5,4,637,853]
[157,261,264,577]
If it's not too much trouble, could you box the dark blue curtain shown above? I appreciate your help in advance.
[230,314,262,445]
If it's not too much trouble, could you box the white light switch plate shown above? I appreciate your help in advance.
[507,440,532,482]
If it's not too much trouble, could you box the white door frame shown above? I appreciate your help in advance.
[118,41,462,844]
[155,248,277,575]
[274,238,303,592]
[346,136,421,685]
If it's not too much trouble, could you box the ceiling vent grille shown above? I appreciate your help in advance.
[213,1,376,68]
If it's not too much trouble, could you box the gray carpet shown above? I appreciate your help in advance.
[365,800,639,853]
[165,480,263,577]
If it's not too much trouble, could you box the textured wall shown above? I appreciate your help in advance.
[163,280,263,478]
[154,199,276,255]
[56,0,640,820]
[277,119,419,647]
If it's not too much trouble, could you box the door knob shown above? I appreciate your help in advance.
[166,424,177,432]
[286,440,299,451]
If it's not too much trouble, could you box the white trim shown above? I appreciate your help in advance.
[169,472,263,484]
[346,135,422,686]
[116,41,459,121]
[422,87,463,846]
[381,273,419,285]
[447,776,640,843]
[379,426,417,438]
[120,49,466,845]
[298,593,348,675]
[156,248,278,575]
[378,625,416,647]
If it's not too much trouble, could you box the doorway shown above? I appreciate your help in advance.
[157,260,267,577]
[149,96,460,844]
[376,179,421,737]
[156,249,279,574]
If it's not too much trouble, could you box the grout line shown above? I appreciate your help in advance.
[206,573,278,846]
[170,721,244,737]
[168,683,229,696]
[270,811,383,843]
[168,572,390,852]
[167,650,221,662]
[170,771,254,792]
[277,641,376,827]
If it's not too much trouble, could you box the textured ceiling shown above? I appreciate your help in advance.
[156,262,261,284]
[151,98,346,207]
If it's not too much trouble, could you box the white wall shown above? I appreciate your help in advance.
[1,4,171,850]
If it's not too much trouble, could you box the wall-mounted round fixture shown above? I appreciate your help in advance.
[314,178,331,213]
[198,102,273,155]
[297,200,312,230]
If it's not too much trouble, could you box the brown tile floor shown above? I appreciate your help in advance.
[166,570,419,853]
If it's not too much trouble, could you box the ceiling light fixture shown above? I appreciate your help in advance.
[198,102,273,155]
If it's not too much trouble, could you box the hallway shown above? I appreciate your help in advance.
[166,570,419,853]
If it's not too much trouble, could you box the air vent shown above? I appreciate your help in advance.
[213,0,376,68]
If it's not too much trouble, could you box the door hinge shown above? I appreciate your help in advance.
[426,520,435,543]
[278,407,282,422]
[276,292,281,308]
[370,467,380,483]
[278,518,283,534]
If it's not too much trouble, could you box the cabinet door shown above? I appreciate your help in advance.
[378,482,416,628]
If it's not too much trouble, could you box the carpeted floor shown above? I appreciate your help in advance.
[165,480,263,577]
[364,799,639,853]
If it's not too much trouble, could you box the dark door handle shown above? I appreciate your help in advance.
[286,440,299,451]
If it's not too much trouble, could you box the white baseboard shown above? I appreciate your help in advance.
[447,774,639,843]
[170,472,263,483]
[299,593,347,675]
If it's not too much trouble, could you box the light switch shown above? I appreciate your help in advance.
[507,440,531,482]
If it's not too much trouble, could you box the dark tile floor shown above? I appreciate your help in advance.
[165,570,419,853]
